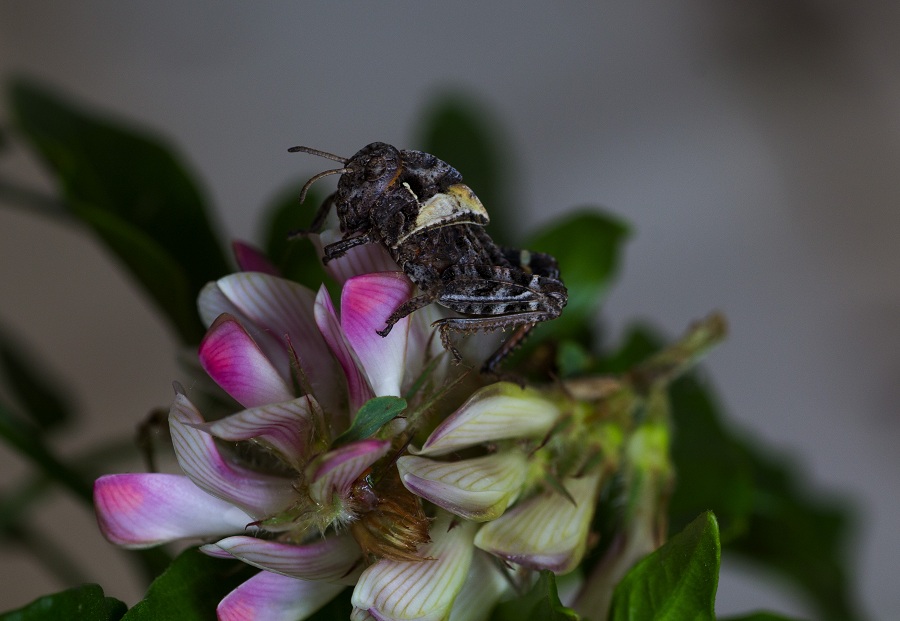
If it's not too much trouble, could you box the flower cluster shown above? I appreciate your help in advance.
[93,240,638,620]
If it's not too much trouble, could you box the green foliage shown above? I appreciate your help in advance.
[9,78,230,344]
[121,548,253,621]
[261,184,334,292]
[524,211,630,344]
[0,400,92,504]
[0,584,126,621]
[332,396,408,447]
[608,512,720,621]
[491,571,580,621]
[598,326,860,621]
[0,327,73,432]
[417,94,515,245]
[720,614,810,621]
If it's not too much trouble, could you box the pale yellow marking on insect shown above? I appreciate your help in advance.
[401,181,419,202]
[395,184,490,244]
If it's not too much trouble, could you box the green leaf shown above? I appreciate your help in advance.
[417,94,515,245]
[720,613,810,621]
[9,78,230,344]
[0,584,125,621]
[608,512,720,621]
[491,571,580,621]
[524,211,630,344]
[599,325,861,621]
[261,183,334,293]
[332,396,407,447]
[0,399,92,504]
[0,326,73,432]
[122,548,253,621]
[72,202,201,343]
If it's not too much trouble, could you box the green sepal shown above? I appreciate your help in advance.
[490,570,580,621]
[608,511,720,621]
[332,396,407,447]
[0,584,125,621]
[121,548,254,621]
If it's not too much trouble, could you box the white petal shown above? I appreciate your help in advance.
[352,512,476,621]
[416,383,561,457]
[196,395,321,468]
[448,550,511,621]
[473,472,603,574]
[397,452,527,521]
[202,533,362,584]
[169,393,297,518]
[218,570,344,621]
[307,439,392,505]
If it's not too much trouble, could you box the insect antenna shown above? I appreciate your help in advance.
[288,145,349,164]
[289,146,351,203]
[297,167,349,203]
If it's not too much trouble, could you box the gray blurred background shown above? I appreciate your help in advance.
[1,2,898,618]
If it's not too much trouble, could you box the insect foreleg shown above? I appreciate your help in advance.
[376,292,438,337]
[321,232,374,263]
[289,193,336,239]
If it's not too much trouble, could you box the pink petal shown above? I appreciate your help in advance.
[199,314,295,408]
[94,473,252,549]
[232,240,280,275]
[341,272,413,398]
[196,395,321,468]
[314,286,374,414]
[307,439,392,505]
[218,570,344,621]
[316,228,400,285]
[202,533,362,584]
[169,394,297,517]
[215,273,340,412]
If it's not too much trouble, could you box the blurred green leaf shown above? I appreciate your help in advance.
[608,511,719,621]
[0,400,92,504]
[0,584,125,621]
[9,78,230,344]
[524,211,630,345]
[262,183,333,292]
[332,396,407,447]
[0,327,73,432]
[599,325,860,621]
[122,548,252,621]
[720,614,810,621]
[491,571,580,621]
[73,202,201,343]
[417,94,515,245]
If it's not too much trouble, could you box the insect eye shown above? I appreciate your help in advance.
[365,161,386,180]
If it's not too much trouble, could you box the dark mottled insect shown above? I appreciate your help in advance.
[289,142,567,372]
